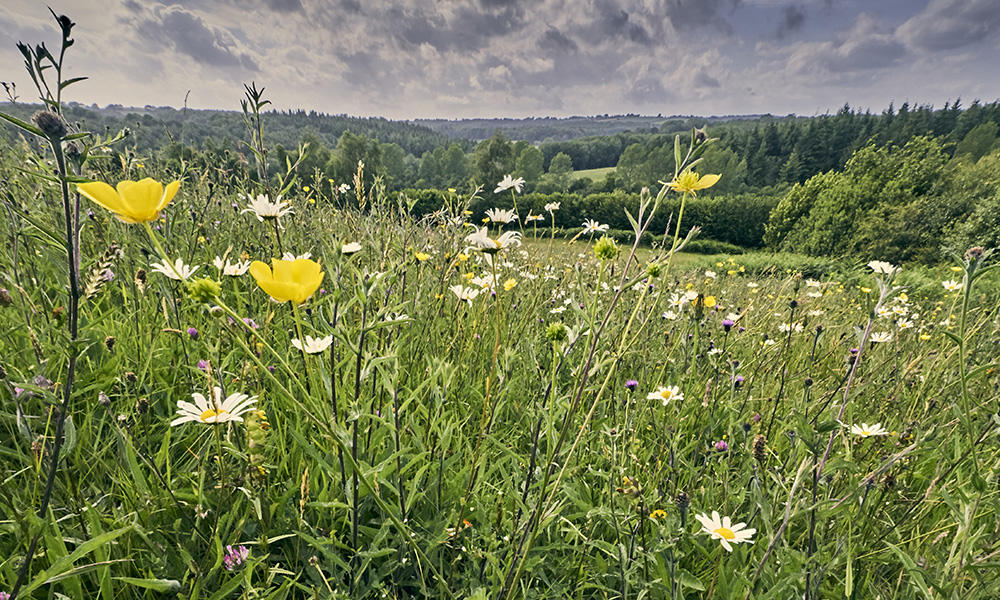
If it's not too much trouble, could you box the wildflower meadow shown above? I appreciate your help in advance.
[2,13,1000,600]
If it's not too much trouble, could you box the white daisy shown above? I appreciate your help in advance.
[292,335,333,354]
[646,385,683,406]
[150,257,199,281]
[695,511,756,552]
[342,242,362,255]
[485,207,518,224]
[867,260,896,275]
[942,280,963,292]
[449,285,480,305]
[242,194,293,222]
[544,202,561,212]
[581,219,609,235]
[841,421,889,437]
[170,386,257,426]
[870,331,893,343]
[494,174,525,194]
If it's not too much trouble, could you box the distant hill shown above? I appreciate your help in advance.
[410,114,768,142]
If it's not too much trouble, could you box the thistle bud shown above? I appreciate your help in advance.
[135,397,149,415]
[32,110,68,140]
[674,491,690,511]
[753,434,767,463]
[105,336,116,351]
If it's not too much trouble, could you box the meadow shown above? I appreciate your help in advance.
[3,14,1000,600]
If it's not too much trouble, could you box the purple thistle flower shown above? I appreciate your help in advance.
[187,327,199,340]
[722,319,734,332]
[732,375,744,388]
[625,380,638,391]
[753,412,761,423]
[197,360,209,373]
[714,440,729,452]
[267,365,276,373]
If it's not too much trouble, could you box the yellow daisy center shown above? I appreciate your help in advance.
[200,408,229,422]
[860,430,870,436]
[660,390,674,399]
[714,527,736,540]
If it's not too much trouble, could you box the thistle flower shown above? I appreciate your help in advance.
[625,379,638,391]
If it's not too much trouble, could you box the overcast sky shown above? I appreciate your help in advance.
[1,0,998,120]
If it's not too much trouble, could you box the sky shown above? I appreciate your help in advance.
[1,0,998,120]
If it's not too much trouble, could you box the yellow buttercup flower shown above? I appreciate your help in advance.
[415,252,431,261]
[248,258,324,304]
[77,178,180,223]
[666,170,721,195]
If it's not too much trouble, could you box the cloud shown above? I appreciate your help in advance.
[661,0,741,35]
[897,0,1000,51]
[133,5,258,71]
[774,4,805,39]
[782,13,906,76]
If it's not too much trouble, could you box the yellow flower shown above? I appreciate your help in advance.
[77,178,180,223]
[248,258,324,304]
[415,252,431,261]
[666,169,721,195]
[303,185,311,192]
[503,278,517,291]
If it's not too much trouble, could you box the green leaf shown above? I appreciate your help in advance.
[62,131,91,141]
[0,111,46,138]
[59,76,88,90]
[677,568,705,591]
[673,134,682,176]
[113,577,182,592]
[19,526,133,597]
[942,330,963,346]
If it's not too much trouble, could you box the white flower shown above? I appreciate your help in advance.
[282,252,313,260]
[695,511,756,552]
[841,421,889,437]
[871,331,893,343]
[806,291,822,298]
[581,219,609,235]
[486,207,518,224]
[806,279,821,288]
[525,214,545,222]
[550,306,566,314]
[450,285,480,304]
[704,270,717,279]
[242,194,293,221]
[151,258,199,281]
[292,335,333,354]
[646,385,683,406]
[746,282,759,288]
[942,280,963,291]
[342,242,362,255]
[171,386,257,426]
[337,183,351,194]
[494,175,525,194]
[778,322,803,333]
[868,260,896,275]
[464,226,522,253]
[544,202,561,212]
[808,309,824,316]
[384,313,410,323]
[898,318,914,329]
[662,310,678,320]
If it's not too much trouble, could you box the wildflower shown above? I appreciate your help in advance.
[544,202,561,213]
[77,178,180,223]
[625,379,638,391]
[650,509,668,520]
[870,331,893,343]
[170,386,257,426]
[867,260,896,275]
[546,322,568,342]
[705,270,717,279]
[778,322,803,334]
[187,327,199,340]
[197,359,209,372]
[249,258,324,305]
[150,258,199,281]
[732,375,744,388]
[503,278,517,291]
[550,306,566,314]
[714,440,729,452]
[342,242,362,255]
[647,385,683,406]
[842,422,889,437]
[415,252,431,261]
[292,335,333,354]
[0,288,13,307]
[753,435,767,462]
[485,207,518,224]
[494,174,525,194]
[665,169,721,195]
[282,252,312,261]
[223,545,250,571]
[525,214,545,222]
[593,236,620,261]
[581,219,609,235]
[722,319,734,332]
[464,226,522,253]
[942,280,963,292]
[450,285,480,305]
[695,511,755,552]
[242,194,293,222]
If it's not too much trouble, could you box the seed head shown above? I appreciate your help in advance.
[32,110,68,140]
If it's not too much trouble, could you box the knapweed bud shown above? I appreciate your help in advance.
[124,371,137,383]
[186,278,221,304]
[593,235,620,262]
[0,288,13,307]
[625,379,638,392]
[135,397,149,415]
[674,491,690,511]
[105,336,116,351]
[134,268,147,293]
[714,439,729,452]
[32,110,68,140]
[722,319,734,332]
[546,322,567,343]
[965,246,984,261]
[753,434,767,462]
[694,127,707,143]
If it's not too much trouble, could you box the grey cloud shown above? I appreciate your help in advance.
[660,0,741,35]
[539,27,578,54]
[774,4,805,39]
[624,75,669,104]
[397,4,524,52]
[592,0,653,45]
[897,0,1000,51]
[135,6,258,71]
[265,0,303,13]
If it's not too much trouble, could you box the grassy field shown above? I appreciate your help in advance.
[570,166,616,182]
[2,31,1000,598]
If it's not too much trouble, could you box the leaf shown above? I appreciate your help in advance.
[673,134,681,176]
[677,568,705,591]
[19,526,133,597]
[883,541,934,600]
[942,330,963,346]
[0,111,46,138]
[113,577,182,592]
[59,76,88,90]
